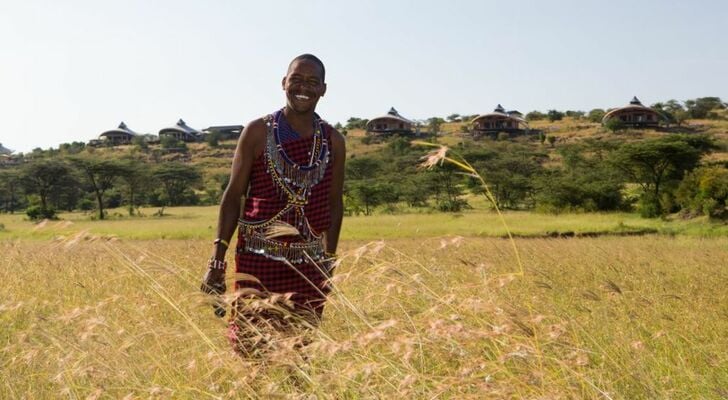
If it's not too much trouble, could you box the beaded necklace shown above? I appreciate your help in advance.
[265,110,329,198]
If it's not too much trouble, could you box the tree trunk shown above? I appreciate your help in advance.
[40,191,48,211]
[128,188,135,216]
[95,190,105,220]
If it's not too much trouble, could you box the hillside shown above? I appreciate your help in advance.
[2,116,726,220]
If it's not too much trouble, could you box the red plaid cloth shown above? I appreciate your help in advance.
[234,113,334,317]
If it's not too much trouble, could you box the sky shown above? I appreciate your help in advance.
[1,0,726,153]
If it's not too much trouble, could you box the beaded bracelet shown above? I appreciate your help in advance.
[207,258,227,270]
[214,238,229,249]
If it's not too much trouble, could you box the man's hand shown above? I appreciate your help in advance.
[200,268,227,317]
[200,267,226,294]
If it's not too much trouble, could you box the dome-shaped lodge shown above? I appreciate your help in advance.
[202,125,244,141]
[470,104,529,137]
[366,107,414,135]
[159,119,202,142]
[98,122,138,145]
[0,144,16,166]
[0,143,12,156]
[602,97,661,128]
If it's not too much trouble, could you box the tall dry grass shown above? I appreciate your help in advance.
[1,233,727,399]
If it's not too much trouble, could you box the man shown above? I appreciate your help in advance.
[201,54,345,352]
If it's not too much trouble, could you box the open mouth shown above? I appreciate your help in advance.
[294,94,311,101]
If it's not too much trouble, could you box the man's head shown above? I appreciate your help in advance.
[282,54,327,114]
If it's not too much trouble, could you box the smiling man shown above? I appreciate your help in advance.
[201,54,346,354]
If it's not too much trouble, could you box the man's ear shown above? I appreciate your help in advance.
[281,76,286,90]
[321,83,327,97]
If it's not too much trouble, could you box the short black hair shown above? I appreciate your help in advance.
[288,54,325,82]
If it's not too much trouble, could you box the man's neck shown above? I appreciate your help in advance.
[283,106,316,138]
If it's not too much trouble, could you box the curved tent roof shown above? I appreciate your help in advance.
[100,122,138,138]
[602,96,660,122]
[0,143,13,155]
[159,119,201,137]
[368,107,413,125]
[471,104,527,124]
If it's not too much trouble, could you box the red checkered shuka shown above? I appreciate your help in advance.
[234,114,334,317]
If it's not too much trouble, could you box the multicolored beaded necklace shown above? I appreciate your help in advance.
[265,110,329,200]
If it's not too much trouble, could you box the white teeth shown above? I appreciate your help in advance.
[295,95,310,100]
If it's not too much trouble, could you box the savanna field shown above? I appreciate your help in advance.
[1,207,727,399]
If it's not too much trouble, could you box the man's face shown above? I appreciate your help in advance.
[282,59,326,114]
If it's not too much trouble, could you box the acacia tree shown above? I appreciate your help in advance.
[118,159,152,215]
[0,169,22,213]
[21,159,73,213]
[152,162,202,208]
[70,157,127,220]
[535,141,623,212]
[345,157,382,180]
[427,117,445,134]
[348,181,382,216]
[610,135,714,216]
[428,163,468,212]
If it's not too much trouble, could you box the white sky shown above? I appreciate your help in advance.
[1,0,726,153]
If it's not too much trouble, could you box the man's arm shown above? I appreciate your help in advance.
[325,128,346,256]
[201,118,266,293]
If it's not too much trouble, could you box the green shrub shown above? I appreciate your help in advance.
[78,198,95,211]
[437,198,469,212]
[676,166,728,218]
[638,193,661,218]
[526,111,546,121]
[587,109,606,123]
[26,206,57,221]
[547,110,564,122]
[604,118,626,132]
[205,132,221,147]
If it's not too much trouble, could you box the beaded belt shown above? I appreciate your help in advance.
[238,218,325,264]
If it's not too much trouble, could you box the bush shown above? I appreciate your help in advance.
[437,198,469,212]
[587,109,606,123]
[161,136,186,150]
[78,199,95,211]
[132,135,149,150]
[205,132,221,147]
[676,166,728,218]
[547,110,564,122]
[604,118,626,132]
[526,111,546,121]
[638,193,661,218]
[26,206,57,220]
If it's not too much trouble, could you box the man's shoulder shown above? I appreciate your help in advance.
[320,120,345,145]
[326,125,346,154]
[240,117,269,143]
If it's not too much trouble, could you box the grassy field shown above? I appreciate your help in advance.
[2,208,728,398]
[1,205,728,241]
